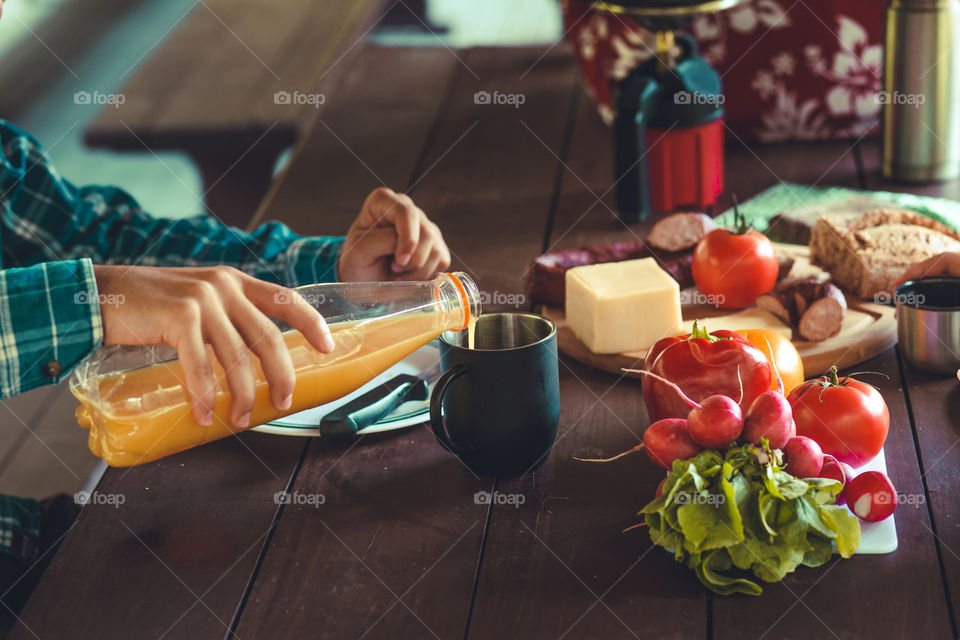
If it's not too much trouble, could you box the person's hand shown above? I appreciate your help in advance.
[93,265,335,428]
[338,187,451,282]
[896,252,960,287]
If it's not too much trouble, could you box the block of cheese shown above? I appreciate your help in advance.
[565,258,683,354]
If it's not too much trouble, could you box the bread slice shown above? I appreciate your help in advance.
[809,209,960,299]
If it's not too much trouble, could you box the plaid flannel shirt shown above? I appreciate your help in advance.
[0,118,344,568]
[0,118,344,399]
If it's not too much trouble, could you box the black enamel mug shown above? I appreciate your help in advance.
[430,312,560,476]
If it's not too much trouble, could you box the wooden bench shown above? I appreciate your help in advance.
[83,0,390,227]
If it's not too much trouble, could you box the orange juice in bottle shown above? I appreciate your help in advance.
[71,273,481,466]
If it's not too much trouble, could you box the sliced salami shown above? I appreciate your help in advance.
[647,212,717,253]
[757,278,847,342]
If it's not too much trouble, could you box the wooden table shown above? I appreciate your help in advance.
[14,44,960,639]
[84,0,389,228]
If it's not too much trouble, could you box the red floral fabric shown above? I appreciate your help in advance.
[562,0,884,142]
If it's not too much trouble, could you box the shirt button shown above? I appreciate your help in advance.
[42,360,63,378]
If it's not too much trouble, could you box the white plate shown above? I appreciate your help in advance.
[851,447,898,554]
[251,340,440,437]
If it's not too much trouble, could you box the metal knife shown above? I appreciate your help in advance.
[317,364,441,437]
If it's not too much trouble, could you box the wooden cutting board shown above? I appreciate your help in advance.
[541,244,897,378]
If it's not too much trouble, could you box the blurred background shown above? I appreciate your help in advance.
[0,0,562,220]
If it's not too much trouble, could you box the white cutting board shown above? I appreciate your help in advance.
[851,447,898,554]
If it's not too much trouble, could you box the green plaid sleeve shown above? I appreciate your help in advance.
[0,259,102,398]
[0,119,343,288]
[0,495,41,570]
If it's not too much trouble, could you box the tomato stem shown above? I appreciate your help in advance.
[828,365,840,386]
[794,365,890,403]
[732,193,750,235]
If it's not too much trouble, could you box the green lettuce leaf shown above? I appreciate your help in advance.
[637,442,863,596]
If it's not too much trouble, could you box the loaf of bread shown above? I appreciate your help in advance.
[809,210,960,299]
[768,196,912,244]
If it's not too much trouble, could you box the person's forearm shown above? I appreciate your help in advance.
[0,119,343,286]
[58,196,345,288]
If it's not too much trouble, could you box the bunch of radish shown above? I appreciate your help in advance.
[584,368,800,470]
[578,365,898,524]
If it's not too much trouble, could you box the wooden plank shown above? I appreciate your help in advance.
[234,46,579,638]
[10,432,306,639]
[0,385,61,464]
[251,45,460,233]
[235,428,494,640]
[150,0,313,132]
[0,383,100,500]
[86,0,389,150]
[401,46,581,309]
[248,0,389,127]
[469,358,708,639]
[899,351,960,631]
[154,0,387,130]
[712,349,952,638]
[465,88,706,640]
[84,0,237,141]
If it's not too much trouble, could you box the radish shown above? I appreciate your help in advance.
[687,395,743,448]
[818,454,847,505]
[742,391,796,449]
[656,477,667,498]
[643,419,703,468]
[840,461,857,480]
[574,418,702,469]
[819,454,845,483]
[624,368,744,449]
[783,436,824,478]
[838,462,857,507]
[845,471,897,522]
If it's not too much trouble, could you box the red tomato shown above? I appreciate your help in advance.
[787,367,890,468]
[692,227,778,310]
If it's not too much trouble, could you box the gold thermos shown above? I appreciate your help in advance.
[882,0,960,182]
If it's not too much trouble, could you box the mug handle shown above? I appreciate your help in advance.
[430,363,470,455]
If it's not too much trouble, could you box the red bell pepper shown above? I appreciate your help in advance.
[642,321,772,422]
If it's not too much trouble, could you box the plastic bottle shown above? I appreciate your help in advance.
[71,272,481,466]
